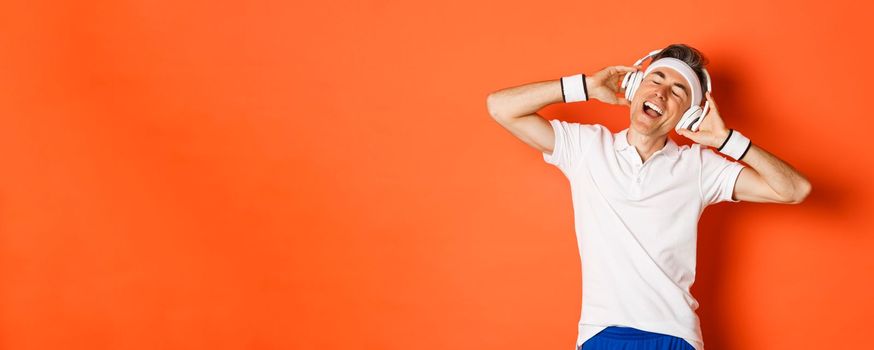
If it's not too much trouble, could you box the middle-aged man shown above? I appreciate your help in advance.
[485,43,812,350]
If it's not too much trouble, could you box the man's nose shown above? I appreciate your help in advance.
[654,87,668,101]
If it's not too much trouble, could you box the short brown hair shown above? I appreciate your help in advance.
[651,43,709,95]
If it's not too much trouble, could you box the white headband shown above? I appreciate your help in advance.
[643,57,703,106]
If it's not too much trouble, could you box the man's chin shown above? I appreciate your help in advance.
[631,114,674,136]
[633,113,661,127]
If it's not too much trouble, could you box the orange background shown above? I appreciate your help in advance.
[1,0,872,349]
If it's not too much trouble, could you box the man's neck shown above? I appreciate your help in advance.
[627,129,668,163]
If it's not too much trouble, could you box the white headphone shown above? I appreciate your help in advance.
[620,49,712,132]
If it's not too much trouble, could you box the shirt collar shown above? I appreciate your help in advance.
[614,128,679,159]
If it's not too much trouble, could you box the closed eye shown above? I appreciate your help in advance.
[650,71,689,100]
[651,78,682,98]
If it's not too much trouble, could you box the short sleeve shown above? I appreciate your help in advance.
[700,146,746,205]
[542,119,601,175]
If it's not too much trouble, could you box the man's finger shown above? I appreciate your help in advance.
[705,91,718,110]
[612,65,637,72]
[678,128,696,139]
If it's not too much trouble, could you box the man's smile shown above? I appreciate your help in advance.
[643,100,664,118]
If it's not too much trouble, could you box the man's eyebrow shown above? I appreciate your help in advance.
[653,71,689,97]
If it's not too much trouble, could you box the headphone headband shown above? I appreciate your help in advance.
[633,49,662,66]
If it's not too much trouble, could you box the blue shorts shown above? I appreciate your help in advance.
[577,326,695,350]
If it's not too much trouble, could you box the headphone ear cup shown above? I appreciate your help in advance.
[622,71,635,100]
[627,72,643,101]
[689,108,706,132]
[633,72,644,98]
[687,107,703,132]
[688,100,712,132]
[677,106,702,131]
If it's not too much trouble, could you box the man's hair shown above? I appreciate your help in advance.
[651,43,709,96]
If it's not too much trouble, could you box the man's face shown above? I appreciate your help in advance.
[629,67,693,137]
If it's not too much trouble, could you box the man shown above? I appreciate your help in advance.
[485,44,811,350]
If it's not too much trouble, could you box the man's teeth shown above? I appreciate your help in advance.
[644,101,663,116]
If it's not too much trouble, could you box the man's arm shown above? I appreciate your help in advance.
[676,92,812,204]
[732,144,812,204]
[486,80,563,155]
[486,66,637,155]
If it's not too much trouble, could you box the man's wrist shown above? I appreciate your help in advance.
[715,129,731,149]
[561,74,588,102]
[585,76,593,102]
[717,129,752,161]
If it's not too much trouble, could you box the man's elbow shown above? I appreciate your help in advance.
[787,180,812,204]
[486,93,508,122]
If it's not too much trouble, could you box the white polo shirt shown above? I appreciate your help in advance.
[542,119,745,350]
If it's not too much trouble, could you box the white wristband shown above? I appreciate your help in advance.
[561,74,588,102]
[717,129,752,161]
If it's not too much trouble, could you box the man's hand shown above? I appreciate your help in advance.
[676,91,730,147]
[585,65,638,106]
[675,90,812,203]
